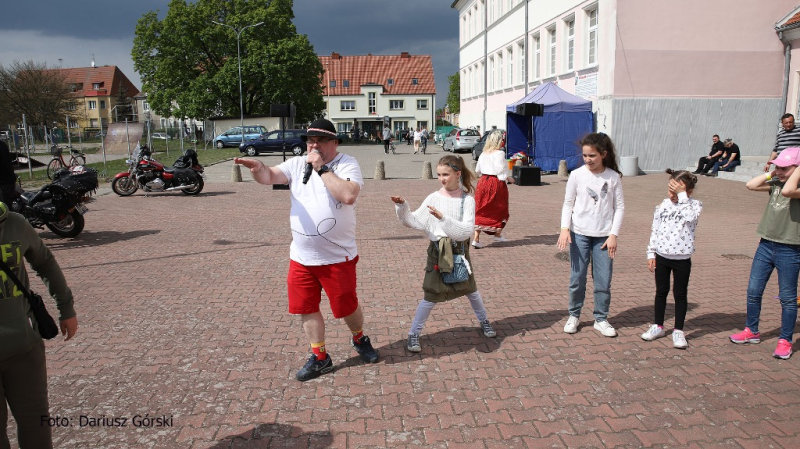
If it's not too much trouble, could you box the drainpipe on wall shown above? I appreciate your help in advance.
[524,0,529,96]
[482,0,488,133]
[778,31,791,117]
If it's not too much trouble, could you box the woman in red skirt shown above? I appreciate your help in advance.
[472,130,510,248]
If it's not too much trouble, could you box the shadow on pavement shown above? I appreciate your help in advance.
[43,229,160,249]
[344,309,568,365]
[211,423,333,448]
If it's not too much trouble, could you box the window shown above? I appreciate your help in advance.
[498,52,504,88]
[393,121,408,132]
[368,92,376,114]
[507,47,513,86]
[89,119,98,127]
[533,34,540,79]
[411,78,419,85]
[88,100,97,110]
[587,8,598,65]
[329,80,336,88]
[343,79,349,88]
[549,27,557,76]
[566,19,575,71]
[388,78,394,86]
[488,0,494,23]
[66,102,76,111]
[518,42,524,85]
[480,61,485,95]
[417,99,428,109]
[467,11,472,40]
[100,100,106,109]
[489,57,495,90]
[390,100,404,110]
[143,101,150,111]
[337,123,352,133]
[92,82,103,89]
[340,100,355,111]
[418,121,428,130]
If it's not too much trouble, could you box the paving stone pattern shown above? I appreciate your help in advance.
[10,154,800,448]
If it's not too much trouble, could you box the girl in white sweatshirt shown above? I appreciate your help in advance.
[557,133,625,337]
[641,169,702,349]
[391,155,496,353]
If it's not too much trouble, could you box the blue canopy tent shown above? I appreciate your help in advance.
[506,82,593,171]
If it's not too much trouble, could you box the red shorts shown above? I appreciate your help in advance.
[287,256,359,318]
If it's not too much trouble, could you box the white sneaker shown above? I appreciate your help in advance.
[493,236,509,243]
[471,241,484,249]
[564,316,580,334]
[673,330,688,349]
[641,324,665,341]
[593,320,617,337]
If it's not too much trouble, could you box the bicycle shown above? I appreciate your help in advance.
[47,144,86,179]
[420,137,427,154]
[389,139,396,155]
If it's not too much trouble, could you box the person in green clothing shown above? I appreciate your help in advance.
[0,201,78,449]
[730,147,800,360]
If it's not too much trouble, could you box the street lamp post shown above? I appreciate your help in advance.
[212,20,264,147]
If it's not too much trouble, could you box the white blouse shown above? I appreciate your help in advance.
[475,150,508,181]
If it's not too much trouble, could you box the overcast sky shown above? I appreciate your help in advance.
[0,0,458,108]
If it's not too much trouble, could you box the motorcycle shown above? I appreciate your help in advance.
[11,165,98,238]
[111,145,205,196]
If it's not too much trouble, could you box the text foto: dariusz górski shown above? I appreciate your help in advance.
[41,414,174,428]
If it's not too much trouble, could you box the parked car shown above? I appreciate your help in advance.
[472,129,506,161]
[151,132,171,140]
[443,128,480,153]
[239,130,307,156]
[215,125,267,148]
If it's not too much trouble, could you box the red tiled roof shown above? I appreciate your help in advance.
[47,66,140,99]
[319,53,435,96]
[785,10,800,27]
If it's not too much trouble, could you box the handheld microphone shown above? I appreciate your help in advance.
[302,162,313,184]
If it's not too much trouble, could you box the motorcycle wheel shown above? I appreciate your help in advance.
[46,210,85,238]
[181,176,204,195]
[112,176,138,196]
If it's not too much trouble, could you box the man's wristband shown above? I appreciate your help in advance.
[765,173,772,181]
[317,165,330,176]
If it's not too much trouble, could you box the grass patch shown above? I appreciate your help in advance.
[15,146,241,189]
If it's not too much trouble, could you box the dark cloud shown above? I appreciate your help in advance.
[0,0,459,107]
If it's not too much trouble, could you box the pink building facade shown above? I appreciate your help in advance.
[452,0,799,170]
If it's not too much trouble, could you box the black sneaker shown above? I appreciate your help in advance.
[295,354,334,382]
[352,335,380,363]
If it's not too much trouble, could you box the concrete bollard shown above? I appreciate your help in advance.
[558,160,568,177]
[374,160,386,180]
[231,163,243,182]
[470,159,477,172]
[422,161,433,179]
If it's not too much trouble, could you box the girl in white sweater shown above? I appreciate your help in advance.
[641,169,702,349]
[391,155,497,353]
[557,133,625,337]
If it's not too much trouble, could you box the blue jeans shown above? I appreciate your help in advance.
[569,232,613,321]
[745,239,800,342]
[711,159,740,174]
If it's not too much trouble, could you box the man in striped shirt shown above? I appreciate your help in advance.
[765,113,800,171]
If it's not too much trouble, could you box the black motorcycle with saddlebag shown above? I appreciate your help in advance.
[10,165,98,238]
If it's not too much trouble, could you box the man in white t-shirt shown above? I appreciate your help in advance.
[234,119,379,381]
[382,126,392,154]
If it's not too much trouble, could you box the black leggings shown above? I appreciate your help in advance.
[654,255,692,329]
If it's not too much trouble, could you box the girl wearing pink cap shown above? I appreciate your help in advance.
[730,147,800,359]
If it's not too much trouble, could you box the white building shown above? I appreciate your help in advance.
[452,0,799,170]
[319,52,436,139]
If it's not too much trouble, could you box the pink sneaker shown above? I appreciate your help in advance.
[774,339,793,360]
[730,327,760,344]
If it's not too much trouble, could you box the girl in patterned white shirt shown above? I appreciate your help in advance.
[641,169,703,349]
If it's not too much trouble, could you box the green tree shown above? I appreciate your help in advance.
[446,72,460,115]
[114,83,133,122]
[132,0,324,124]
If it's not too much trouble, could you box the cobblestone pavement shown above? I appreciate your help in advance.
[12,158,800,448]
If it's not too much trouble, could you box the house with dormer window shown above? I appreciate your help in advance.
[51,65,139,131]
[319,52,436,139]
